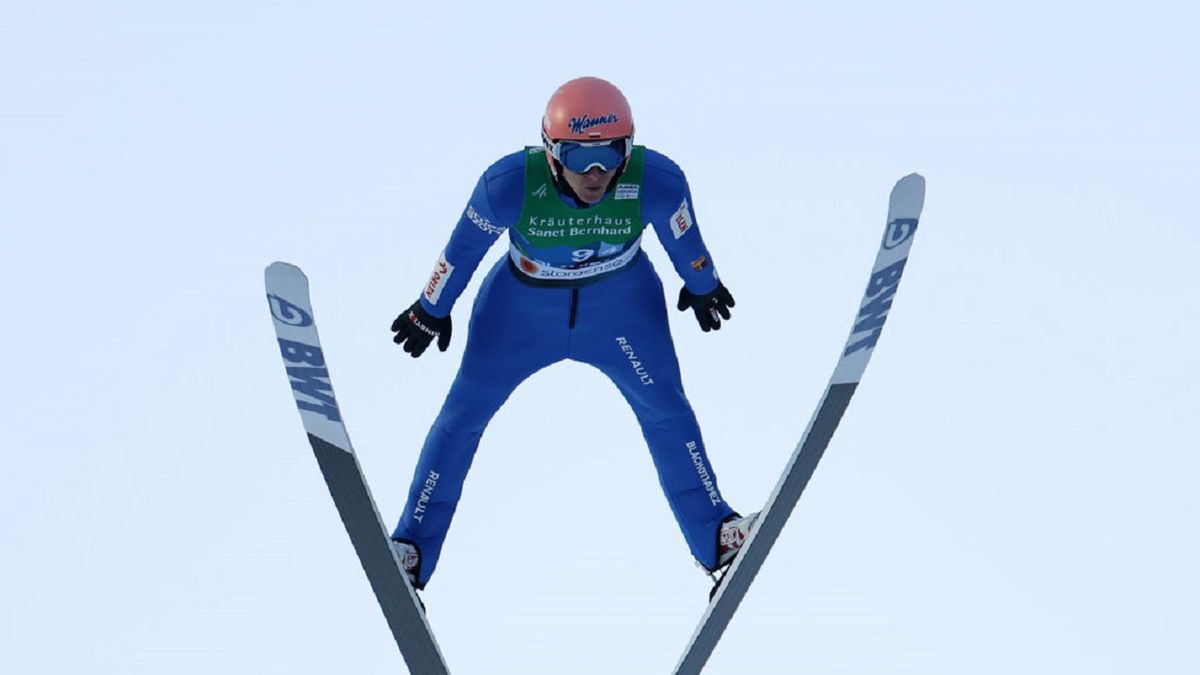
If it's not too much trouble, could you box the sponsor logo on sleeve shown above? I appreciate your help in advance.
[466,204,505,236]
[615,183,639,200]
[669,198,694,239]
[690,255,708,272]
[424,252,455,305]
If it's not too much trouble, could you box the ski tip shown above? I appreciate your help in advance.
[265,261,307,281]
[889,173,926,219]
[895,172,925,191]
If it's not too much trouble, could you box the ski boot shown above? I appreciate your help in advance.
[389,538,429,612]
[390,539,421,585]
[705,512,760,600]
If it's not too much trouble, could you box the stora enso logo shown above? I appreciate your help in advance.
[882,218,918,250]
[569,113,619,135]
[268,294,313,327]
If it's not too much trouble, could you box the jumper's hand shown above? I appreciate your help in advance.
[677,283,735,332]
[391,301,452,357]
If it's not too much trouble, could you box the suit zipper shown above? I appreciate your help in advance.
[569,288,579,329]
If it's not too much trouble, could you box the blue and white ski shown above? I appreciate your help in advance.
[674,173,926,674]
[265,262,451,675]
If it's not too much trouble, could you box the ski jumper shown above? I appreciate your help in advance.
[392,147,736,586]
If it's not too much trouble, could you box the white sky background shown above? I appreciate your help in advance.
[2,2,1197,673]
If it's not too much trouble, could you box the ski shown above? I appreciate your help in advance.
[265,262,451,675]
[674,173,926,674]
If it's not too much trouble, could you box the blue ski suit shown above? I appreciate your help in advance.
[392,147,736,586]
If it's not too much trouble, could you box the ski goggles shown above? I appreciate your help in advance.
[546,137,630,174]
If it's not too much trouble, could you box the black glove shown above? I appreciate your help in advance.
[391,301,452,358]
[677,282,735,332]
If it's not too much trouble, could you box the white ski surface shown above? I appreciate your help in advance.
[673,174,926,674]
[266,262,451,675]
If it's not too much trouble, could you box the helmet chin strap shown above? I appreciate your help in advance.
[548,157,629,208]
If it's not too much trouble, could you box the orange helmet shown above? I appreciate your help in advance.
[544,76,638,176]
[541,77,634,176]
